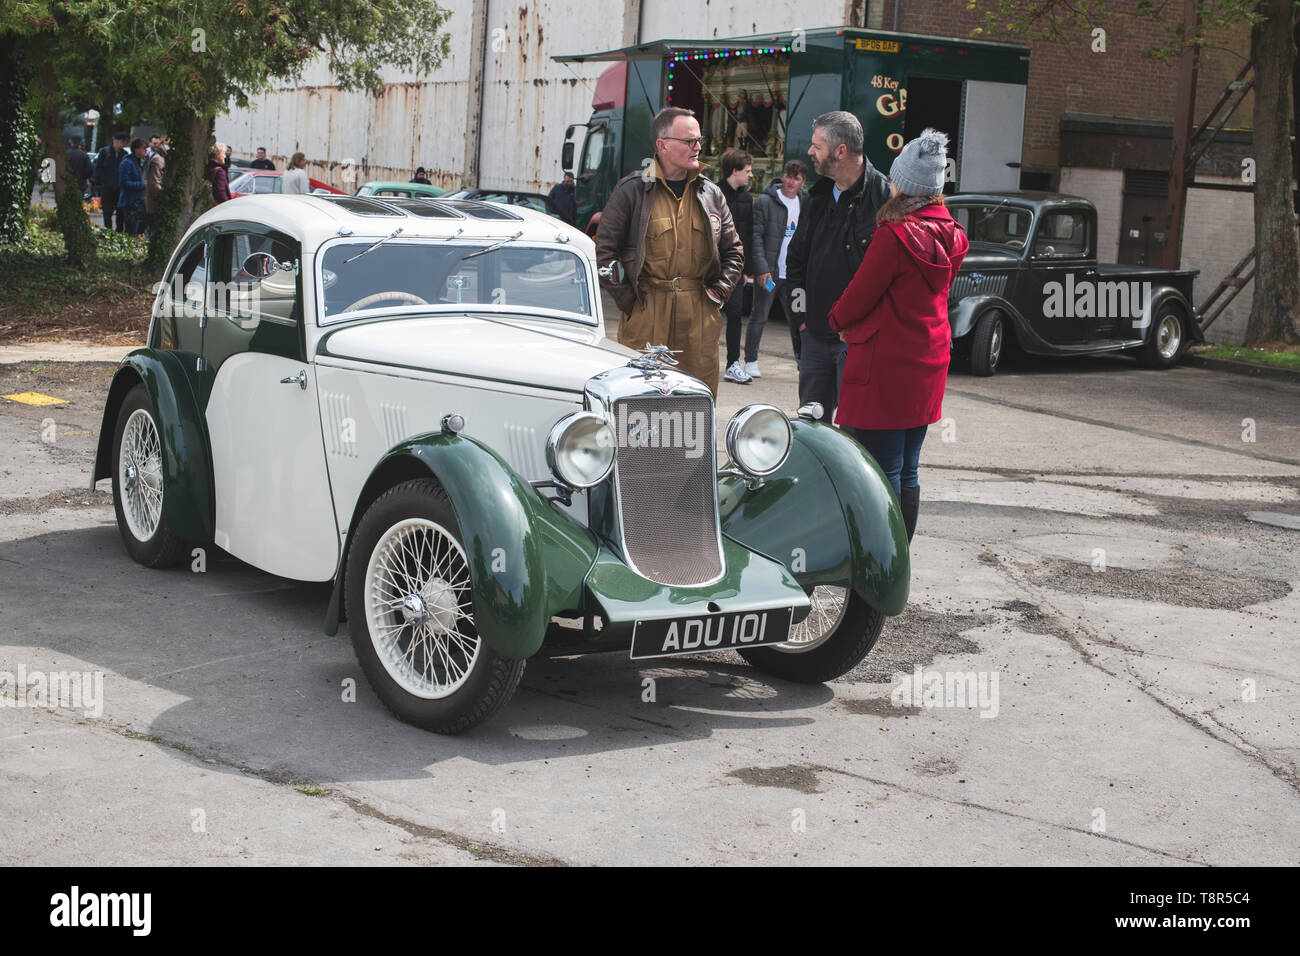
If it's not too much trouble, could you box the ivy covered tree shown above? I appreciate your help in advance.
[968,0,1300,346]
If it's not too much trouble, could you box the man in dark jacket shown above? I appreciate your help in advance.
[250,147,275,170]
[118,138,148,235]
[549,172,576,225]
[92,132,128,231]
[594,107,745,395]
[785,111,891,421]
[751,159,808,371]
[717,148,754,384]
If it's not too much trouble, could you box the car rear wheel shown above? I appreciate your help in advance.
[969,311,1004,376]
[345,478,525,733]
[1138,307,1186,369]
[111,384,185,568]
[738,586,885,683]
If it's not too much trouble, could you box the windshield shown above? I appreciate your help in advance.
[949,203,1035,251]
[318,241,593,321]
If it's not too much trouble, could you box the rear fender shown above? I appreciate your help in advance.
[91,349,213,542]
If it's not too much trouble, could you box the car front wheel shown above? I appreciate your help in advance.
[969,311,1004,376]
[1138,307,1186,369]
[111,384,185,568]
[738,586,885,683]
[345,478,525,733]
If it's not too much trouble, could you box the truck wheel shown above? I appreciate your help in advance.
[739,586,885,683]
[1138,307,1185,369]
[969,311,1004,376]
[346,478,525,733]
[111,384,185,568]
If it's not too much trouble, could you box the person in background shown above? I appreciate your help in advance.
[717,148,755,385]
[784,111,891,422]
[827,129,969,542]
[549,171,576,225]
[751,159,808,370]
[206,142,232,204]
[92,132,128,230]
[117,138,148,235]
[594,107,744,395]
[145,137,167,232]
[283,152,310,195]
[250,147,275,170]
[410,167,432,184]
[65,137,92,198]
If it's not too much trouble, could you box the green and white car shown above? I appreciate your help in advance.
[93,194,910,733]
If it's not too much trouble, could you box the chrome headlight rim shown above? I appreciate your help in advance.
[725,403,792,477]
[545,410,615,489]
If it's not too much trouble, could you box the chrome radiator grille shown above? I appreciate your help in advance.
[613,394,722,587]
[949,272,1008,301]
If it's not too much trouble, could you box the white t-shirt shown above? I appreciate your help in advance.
[776,191,800,279]
[283,168,310,195]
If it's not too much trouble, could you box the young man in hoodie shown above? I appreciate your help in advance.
[827,129,969,542]
[717,149,755,385]
[751,159,808,373]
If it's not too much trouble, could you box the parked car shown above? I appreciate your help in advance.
[444,187,560,218]
[945,192,1202,375]
[228,169,346,197]
[92,193,909,733]
[356,180,446,199]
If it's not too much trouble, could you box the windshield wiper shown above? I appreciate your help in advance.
[459,230,524,262]
[343,226,404,264]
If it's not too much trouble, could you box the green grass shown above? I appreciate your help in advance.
[0,213,151,317]
[1197,345,1300,371]
[295,786,328,797]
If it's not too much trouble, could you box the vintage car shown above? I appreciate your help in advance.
[945,192,1203,375]
[355,180,448,199]
[92,194,908,733]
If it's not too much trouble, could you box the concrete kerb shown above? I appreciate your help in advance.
[0,343,137,365]
[1182,351,1300,385]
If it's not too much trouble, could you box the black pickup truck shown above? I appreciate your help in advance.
[944,193,1202,375]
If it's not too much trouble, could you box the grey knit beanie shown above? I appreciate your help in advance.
[889,128,948,197]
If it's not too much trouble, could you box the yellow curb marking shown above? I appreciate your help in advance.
[2,392,69,406]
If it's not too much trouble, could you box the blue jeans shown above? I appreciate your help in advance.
[846,425,928,495]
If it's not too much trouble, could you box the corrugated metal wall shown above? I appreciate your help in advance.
[216,0,853,193]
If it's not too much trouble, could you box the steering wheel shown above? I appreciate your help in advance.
[1006,240,1024,250]
[343,290,430,312]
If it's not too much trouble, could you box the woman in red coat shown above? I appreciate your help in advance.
[827,128,969,541]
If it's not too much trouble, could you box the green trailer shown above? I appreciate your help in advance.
[555,26,1030,233]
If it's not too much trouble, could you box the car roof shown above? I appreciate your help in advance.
[183,194,586,249]
[947,191,1090,208]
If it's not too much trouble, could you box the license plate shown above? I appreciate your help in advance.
[630,607,794,659]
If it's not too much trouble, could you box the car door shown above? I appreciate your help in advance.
[1025,208,1096,346]
[201,225,339,581]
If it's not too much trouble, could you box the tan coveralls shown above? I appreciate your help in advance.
[618,171,723,394]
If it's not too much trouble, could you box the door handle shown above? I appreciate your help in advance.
[279,369,307,390]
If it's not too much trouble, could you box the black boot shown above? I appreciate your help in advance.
[899,485,920,542]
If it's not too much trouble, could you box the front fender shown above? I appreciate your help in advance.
[91,348,213,542]
[329,433,599,660]
[719,420,910,615]
[949,294,1022,340]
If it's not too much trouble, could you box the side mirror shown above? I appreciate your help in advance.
[242,252,279,278]
[597,261,625,283]
[561,141,575,174]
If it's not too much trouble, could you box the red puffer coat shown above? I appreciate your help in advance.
[827,204,968,430]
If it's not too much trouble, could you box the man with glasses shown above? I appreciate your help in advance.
[595,107,744,394]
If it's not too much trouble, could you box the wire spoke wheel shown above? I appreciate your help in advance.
[777,585,849,654]
[119,408,164,541]
[363,517,479,700]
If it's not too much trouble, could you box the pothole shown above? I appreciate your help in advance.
[0,488,112,517]
[839,697,920,717]
[846,606,991,684]
[727,764,822,794]
[912,756,959,777]
[1022,559,1291,610]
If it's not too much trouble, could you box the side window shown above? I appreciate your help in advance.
[154,242,207,352]
[1034,212,1090,258]
[253,175,279,194]
[580,127,607,176]
[203,232,303,363]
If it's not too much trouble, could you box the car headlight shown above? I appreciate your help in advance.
[546,411,615,488]
[725,404,791,477]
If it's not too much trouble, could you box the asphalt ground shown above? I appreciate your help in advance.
[1,315,1297,866]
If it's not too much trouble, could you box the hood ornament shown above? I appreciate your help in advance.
[627,343,681,380]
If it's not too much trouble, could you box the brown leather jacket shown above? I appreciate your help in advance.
[594,160,745,315]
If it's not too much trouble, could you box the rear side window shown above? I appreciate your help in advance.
[253,175,279,194]
[154,242,207,352]
[1034,212,1090,258]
